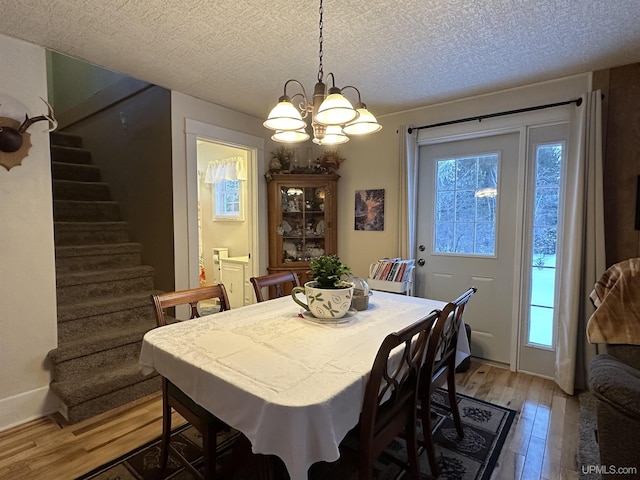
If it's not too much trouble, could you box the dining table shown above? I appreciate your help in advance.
[139,290,470,480]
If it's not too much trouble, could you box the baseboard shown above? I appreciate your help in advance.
[470,356,512,370]
[0,386,61,432]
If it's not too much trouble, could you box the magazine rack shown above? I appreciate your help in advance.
[367,261,414,296]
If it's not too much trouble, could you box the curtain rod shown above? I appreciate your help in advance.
[407,97,583,134]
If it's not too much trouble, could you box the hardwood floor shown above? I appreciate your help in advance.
[0,361,580,480]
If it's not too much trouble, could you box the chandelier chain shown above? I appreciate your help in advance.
[317,0,323,83]
[264,0,381,143]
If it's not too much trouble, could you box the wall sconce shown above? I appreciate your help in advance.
[0,98,57,171]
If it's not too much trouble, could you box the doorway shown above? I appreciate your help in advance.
[415,133,520,365]
[196,140,249,290]
[413,109,572,377]
[184,119,263,306]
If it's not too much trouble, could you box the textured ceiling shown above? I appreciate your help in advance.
[2,0,640,119]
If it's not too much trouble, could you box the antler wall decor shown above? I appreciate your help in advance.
[0,97,58,171]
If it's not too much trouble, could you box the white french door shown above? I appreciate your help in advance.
[415,133,521,365]
[413,120,569,376]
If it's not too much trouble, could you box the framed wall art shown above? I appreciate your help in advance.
[354,189,385,231]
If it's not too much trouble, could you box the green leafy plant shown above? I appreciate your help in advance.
[309,255,352,289]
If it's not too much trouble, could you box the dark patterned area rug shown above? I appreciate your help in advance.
[76,390,515,480]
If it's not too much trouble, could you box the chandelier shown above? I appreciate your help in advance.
[263,0,382,145]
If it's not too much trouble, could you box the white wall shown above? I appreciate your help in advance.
[338,73,592,278]
[0,33,59,430]
[171,92,268,292]
[47,51,128,114]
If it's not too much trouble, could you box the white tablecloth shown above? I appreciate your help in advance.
[139,291,469,480]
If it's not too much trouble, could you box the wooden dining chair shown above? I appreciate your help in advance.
[249,271,300,302]
[151,284,232,480]
[358,309,441,480]
[418,286,477,478]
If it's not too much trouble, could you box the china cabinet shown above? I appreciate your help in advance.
[267,173,339,288]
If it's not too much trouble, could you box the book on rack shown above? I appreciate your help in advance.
[369,258,414,282]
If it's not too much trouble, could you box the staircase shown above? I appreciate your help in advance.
[48,131,161,424]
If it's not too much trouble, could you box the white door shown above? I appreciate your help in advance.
[415,133,520,365]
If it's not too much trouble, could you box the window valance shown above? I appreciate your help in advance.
[204,156,247,183]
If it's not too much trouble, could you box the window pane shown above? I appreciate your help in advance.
[477,155,498,189]
[531,264,555,308]
[454,190,475,222]
[437,159,456,190]
[455,222,474,254]
[535,145,562,187]
[435,191,455,221]
[529,306,553,346]
[435,222,454,253]
[475,222,495,255]
[534,188,559,226]
[532,226,557,257]
[527,141,563,348]
[456,157,477,189]
[476,196,496,222]
[215,180,242,219]
[433,154,499,256]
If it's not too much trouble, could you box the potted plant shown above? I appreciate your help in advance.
[291,255,354,318]
[309,254,352,288]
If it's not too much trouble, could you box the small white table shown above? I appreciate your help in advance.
[139,291,469,480]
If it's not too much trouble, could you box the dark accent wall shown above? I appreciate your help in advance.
[594,63,640,266]
[65,86,175,292]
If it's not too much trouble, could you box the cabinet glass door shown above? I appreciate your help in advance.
[279,185,326,264]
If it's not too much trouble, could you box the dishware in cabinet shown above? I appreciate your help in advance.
[267,173,339,286]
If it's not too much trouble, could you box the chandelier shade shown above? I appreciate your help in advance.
[315,92,358,125]
[272,128,310,143]
[343,105,383,135]
[263,0,381,144]
[312,125,348,146]
[263,98,306,131]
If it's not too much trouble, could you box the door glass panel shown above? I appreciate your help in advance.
[433,154,499,256]
[279,185,326,263]
[527,143,563,347]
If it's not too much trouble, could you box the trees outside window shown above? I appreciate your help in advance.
[434,154,498,256]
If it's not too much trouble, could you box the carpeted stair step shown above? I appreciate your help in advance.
[56,266,155,305]
[55,243,143,273]
[58,301,158,344]
[52,179,111,201]
[56,291,158,322]
[54,199,120,222]
[51,131,82,148]
[52,161,101,182]
[57,292,160,344]
[49,358,161,424]
[50,145,92,165]
[54,221,131,246]
[49,322,156,380]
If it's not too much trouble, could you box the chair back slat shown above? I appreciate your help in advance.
[151,284,231,327]
[360,309,440,443]
[250,271,300,302]
[423,287,477,386]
